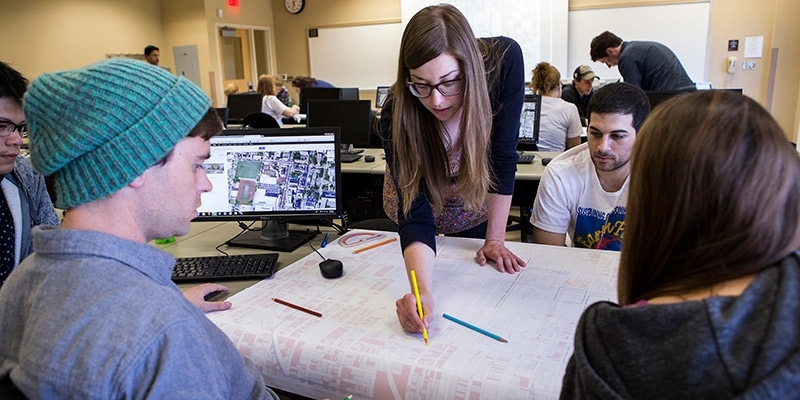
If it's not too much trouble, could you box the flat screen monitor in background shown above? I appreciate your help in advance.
[644,90,695,111]
[195,127,341,252]
[306,99,374,149]
[299,87,341,114]
[375,86,390,108]
[518,94,542,151]
[340,88,360,100]
[226,93,262,124]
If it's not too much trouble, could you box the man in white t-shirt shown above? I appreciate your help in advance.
[531,83,650,250]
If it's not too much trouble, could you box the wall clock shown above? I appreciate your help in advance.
[285,0,304,14]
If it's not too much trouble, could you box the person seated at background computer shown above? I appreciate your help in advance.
[290,75,335,96]
[381,4,526,334]
[530,62,582,152]
[273,75,291,106]
[0,61,60,288]
[257,74,298,126]
[561,65,599,127]
[224,83,239,97]
[530,83,649,251]
[0,59,272,398]
[561,90,800,399]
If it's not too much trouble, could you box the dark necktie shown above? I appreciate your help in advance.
[0,189,16,287]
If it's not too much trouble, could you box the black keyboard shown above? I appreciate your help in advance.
[340,153,363,163]
[171,253,279,283]
[517,153,535,164]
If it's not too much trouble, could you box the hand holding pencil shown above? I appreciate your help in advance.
[396,285,434,335]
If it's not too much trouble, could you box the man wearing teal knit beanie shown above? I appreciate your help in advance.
[0,59,271,399]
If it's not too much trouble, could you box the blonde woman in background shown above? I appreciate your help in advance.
[531,62,583,152]
[223,83,239,96]
[256,74,298,126]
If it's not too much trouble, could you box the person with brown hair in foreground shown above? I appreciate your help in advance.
[561,90,800,398]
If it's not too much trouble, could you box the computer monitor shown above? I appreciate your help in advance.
[195,127,342,252]
[340,87,359,100]
[644,90,694,110]
[226,93,262,124]
[306,99,374,149]
[299,87,341,114]
[518,94,541,150]
[375,86,390,108]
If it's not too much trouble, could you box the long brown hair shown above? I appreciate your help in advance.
[619,90,800,304]
[390,4,495,215]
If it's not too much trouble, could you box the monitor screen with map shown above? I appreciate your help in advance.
[194,127,341,251]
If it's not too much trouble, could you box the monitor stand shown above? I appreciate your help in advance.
[226,220,317,252]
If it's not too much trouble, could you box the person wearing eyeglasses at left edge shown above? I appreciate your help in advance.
[0,61,60,288]
[380,4,526,334]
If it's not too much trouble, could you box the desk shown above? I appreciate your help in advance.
[196,229,619,399]
[341,149,562,240]
[339,148,386,175]
[514,151,561,242]
[339,148,387,222]
[156,221,337,295]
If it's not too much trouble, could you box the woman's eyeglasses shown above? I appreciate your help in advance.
[406,78,464,98]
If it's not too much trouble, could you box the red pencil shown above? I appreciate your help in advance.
[272,297,322,318]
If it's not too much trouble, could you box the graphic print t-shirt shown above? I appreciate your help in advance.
[573,205,625,250]
[530,143,628,251]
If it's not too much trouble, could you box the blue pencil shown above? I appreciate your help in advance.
[320,232,329,248]
[443,313,508,343]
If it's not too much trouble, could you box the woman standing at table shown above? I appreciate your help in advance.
[561,91,800,398]
[380,4,526,333]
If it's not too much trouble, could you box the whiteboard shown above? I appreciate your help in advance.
[308,23,402,90]
[567,2,710,84]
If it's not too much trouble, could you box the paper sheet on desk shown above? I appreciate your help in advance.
[207,230,619,400]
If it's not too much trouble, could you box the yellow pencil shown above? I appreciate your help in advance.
[410,270,429,345]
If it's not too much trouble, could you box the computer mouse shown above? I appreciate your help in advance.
[203,290,229,302]
[319,259,343,279]
[541,157,553,166]
[364,155,375,162]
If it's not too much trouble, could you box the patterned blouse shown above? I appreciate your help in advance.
[383,149,488,234]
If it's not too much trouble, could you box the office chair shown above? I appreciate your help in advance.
[242,112,280,129]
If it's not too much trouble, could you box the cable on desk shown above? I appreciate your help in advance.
[288,230,328,261]
[211,221,261,256]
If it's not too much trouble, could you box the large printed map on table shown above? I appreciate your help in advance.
[207,231,619,399]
